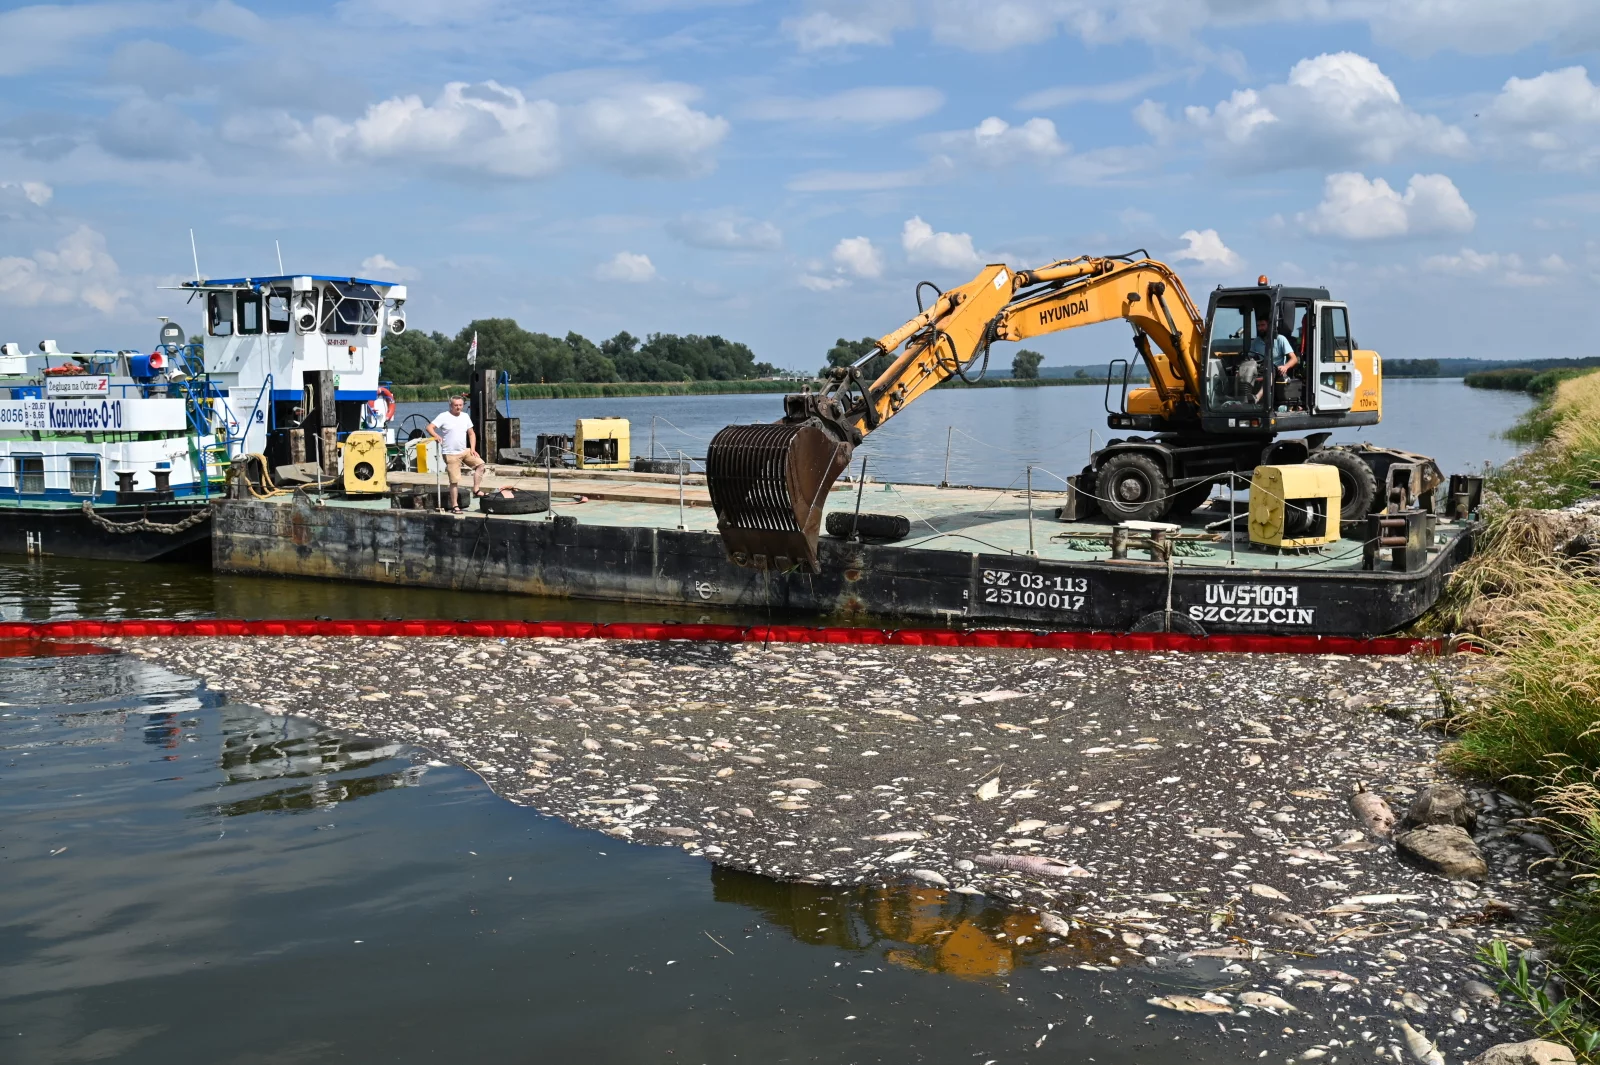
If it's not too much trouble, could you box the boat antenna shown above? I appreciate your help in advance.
[275,239,284,275]
[189,229,202,285]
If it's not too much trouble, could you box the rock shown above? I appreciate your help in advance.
[1403,784,1477,833]
[1394,824,1488,879]
[1466,1040,1578,1065]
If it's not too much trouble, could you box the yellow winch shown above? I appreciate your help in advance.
[1248,464,1341,549]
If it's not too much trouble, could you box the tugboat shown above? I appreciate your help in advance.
[0,271,406,562]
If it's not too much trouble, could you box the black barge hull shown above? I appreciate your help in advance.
[213,498,1470,637]
[0,503,213,564]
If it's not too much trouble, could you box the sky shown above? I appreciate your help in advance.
[0,0,1597,372]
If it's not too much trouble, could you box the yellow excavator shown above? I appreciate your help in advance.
[707,251,1421,571]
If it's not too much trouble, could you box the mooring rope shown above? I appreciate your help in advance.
[80,500,213,535]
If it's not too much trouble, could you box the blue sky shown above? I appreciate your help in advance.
[1,0,1597,371]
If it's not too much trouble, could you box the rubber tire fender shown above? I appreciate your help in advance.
[1308,449,1378,524]
[824,511,911,542]
[1095,451,1172,522]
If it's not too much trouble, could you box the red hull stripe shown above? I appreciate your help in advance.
[0,619,1469,656]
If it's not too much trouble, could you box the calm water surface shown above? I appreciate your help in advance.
[5,650,1258,1064]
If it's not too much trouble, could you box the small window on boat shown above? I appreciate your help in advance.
[69,457,99,496]
[238,292,263,335]
[266,289,291,334]
[320,281,381,336]
[14,455,44,495]
[208,292,234,337]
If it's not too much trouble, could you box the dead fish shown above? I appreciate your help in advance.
[1303,968,1361,984]
[1283,847,1341,863]
[1187,945,1260,960]
[973,853,1093,878]
[868,830,929,842]
[1249,883,1290,901]
[909,868,949,887]
[1267,911,1318,934]
[1037,912,1073,937]
[1240,991,1297,1013]
[974,777,1001,801]
[1007,819,1049,834]
[1342,894,1422,906]
[1086,799,1124,813]
[1193,827,1246,839]
[1148,994,1232,1014]
[775,777,826,790]
[1398,1021,1445,1065]
[1351,785,1396,838]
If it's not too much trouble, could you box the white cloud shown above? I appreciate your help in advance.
[783,2,909,49]
[1422,246,1566,287]
[931,116,1067,166]
[1017,70,1190,111]
[224,79,726,180]
[902,217,981,271]
[1171,228,1241,273]
[0,181,52,206]
[0,226,127,314]
[1355,0,1600,57]
[1179,52,1468,171]
[786,166,931,192]
[832,237,883,278]
[595,251,657,283]
[666,212,782,251]
[799,274,849,292]
[360,254,419,280]
[1483,66,1600,172]
[745,87,944,125]
[1296,172,1475,240]
[0,2,163,77]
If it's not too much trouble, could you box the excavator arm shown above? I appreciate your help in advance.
[706,255,1208,570]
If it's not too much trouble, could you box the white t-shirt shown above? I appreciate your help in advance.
[430,410,473,454]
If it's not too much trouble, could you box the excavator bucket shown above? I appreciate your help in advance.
[706,421,854,571]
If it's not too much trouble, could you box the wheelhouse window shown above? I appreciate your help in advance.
[1204,303,1267,411]
[266,289,291,334]
[207,292,234,337]
[319,281,381,336]
[14,455,44,494]
[238,292,263,335]
[1320,306,1353,363]
[69,457,100,496]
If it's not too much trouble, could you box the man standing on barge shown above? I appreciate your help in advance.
[427,395,484,513]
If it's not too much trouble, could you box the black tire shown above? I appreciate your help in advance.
[1308,449,1378,524]
[1166,481,1214,519]
[1095,452,1171,522]
[479,490,551,515]
[825,511,911,542]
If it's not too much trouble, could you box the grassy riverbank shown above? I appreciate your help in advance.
[1433,370,1600,1052]
[389,375,1123,402]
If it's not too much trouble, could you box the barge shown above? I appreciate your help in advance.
[211,467,1471,637]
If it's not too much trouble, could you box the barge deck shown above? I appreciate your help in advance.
[212,466,1470,636]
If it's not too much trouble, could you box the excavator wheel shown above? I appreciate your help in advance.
[706,420,854,571]
[1308,449,1378,526]
[1095,452,1171,523]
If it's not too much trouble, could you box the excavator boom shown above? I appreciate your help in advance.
[706,254,1222,570]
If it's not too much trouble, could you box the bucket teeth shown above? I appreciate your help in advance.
[707,420,853,571]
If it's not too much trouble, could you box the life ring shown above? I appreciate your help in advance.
[366,386,396,425]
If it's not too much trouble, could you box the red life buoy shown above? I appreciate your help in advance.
[367,386,395,424]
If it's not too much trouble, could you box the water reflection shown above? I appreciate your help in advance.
[711,866,1117,980]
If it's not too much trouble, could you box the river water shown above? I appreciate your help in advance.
[0,381,1533,1063]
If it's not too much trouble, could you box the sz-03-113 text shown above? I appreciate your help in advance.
[979,569,1089,611]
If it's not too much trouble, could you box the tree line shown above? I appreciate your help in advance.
[380,319,780,385]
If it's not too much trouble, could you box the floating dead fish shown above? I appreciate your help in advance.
[1342,894,1422,906]
[1148,994,1232,1014]
[886,849,918,862]
[1038,913,1072,936]
[1240,991,1297,1012]
[1249,883,1290,901]
[868,830,929,842]
[1351,786,1396,838]
[1009,789,1039,799]
[1187,945,1261,961]
[1291,789,1334,800]
[1193,827,1245,839]
[776,777,825,790]
[1302,968,1361,984]
[909,868,949,887]
[1007,819,1049,834]
[1087,800,1124,814]
[974,778,1001,802]
[1267,911,1318,933]
[1398,1021,1445,1065]
[973,853,1093,878]
[1283,847,1341,863]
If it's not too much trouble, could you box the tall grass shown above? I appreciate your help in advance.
[1439,370,1600,1045]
